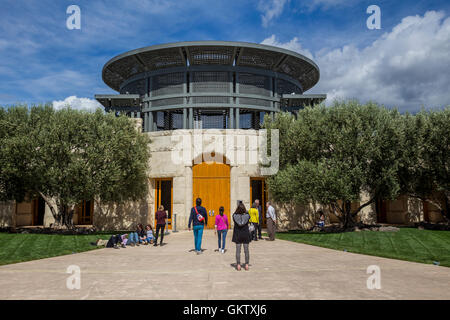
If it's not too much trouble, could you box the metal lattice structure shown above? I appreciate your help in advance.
[95,41,326,131]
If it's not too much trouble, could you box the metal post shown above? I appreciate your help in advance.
[183,108,187,129]
[172,214,178,232]
[152,111,157,131]
[148,111,153,132]
[144,112,149,132]
[189,107,193,129]
[165,221,170,235]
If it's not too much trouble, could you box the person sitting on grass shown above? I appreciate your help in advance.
[145,224,155,244]
[105,234,123,249]
[137,223,149,245]
[120,234,128,247]
[128,224,144,246]
[317,211,325,229]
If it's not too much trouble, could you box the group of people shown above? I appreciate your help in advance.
[188,197,277,271]
[101,199,277,271]
[103,205,168,249]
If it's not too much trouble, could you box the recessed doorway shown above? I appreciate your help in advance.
[155,178,173,229]
[250,178,267,228]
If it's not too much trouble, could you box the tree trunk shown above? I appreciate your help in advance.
[38,192,75,229]
[342,201,356,229]
[443,192,450,222]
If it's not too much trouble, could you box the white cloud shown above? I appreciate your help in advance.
[52,96,103,112]
[261,34,314,60]
[263,11,450,112]
[303,0,351,11]
[258,0,289,27]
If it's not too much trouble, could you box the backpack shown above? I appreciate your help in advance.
[194,206,204,222]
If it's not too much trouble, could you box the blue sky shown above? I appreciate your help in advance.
[1,0,450,112]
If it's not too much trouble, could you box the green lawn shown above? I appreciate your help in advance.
[0,233,113,266]
[274,228,450,267]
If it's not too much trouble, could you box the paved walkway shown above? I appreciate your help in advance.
[0,230,449,299]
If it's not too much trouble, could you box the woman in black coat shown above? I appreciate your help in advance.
[232,202,252,271]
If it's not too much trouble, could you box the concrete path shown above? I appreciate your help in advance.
[0,230,449,300]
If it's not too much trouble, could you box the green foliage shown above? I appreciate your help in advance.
[0,233,113,265]
[0,105,151,227]
[399,107,450,218]
[265,100,406,227]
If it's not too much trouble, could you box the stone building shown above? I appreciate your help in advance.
[0,41,444,230]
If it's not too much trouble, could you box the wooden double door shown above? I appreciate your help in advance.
[193,162,230,229]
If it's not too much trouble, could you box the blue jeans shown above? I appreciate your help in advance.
[217,230,227,250]
[129,232,139,244]
[193,225,204,252]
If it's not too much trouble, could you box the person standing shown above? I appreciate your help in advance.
[214,206,229,253]
[232,202,252,271]
[255,199,263,240]
[154,205,167,246]
[188,198,208,255]
[266,201,276,241]
[248,203,259,241]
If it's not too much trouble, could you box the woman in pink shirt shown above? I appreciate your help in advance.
[214,206,229,253]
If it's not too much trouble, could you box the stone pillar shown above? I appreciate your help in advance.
[147,179,155,226]
[184,166,193,230]
[236,107,240,129]
[230,165,239,227]
[173,176,186,230]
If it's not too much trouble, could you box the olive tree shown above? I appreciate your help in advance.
[400,107,450,220]
[264,101,404,228]
[0,105,151,228]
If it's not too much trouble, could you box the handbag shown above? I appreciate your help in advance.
[194,206,205,222]
[249,223,255,232]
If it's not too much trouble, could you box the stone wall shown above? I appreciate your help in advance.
[271,193,430,230]
[146,129,263,230]
[93,199,150,231]
[273,201,316,231]
[0,201,14,228]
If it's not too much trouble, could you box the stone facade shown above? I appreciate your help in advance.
[0,126,445,230]
[145,129,267,231]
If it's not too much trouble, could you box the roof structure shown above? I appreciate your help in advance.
[102,41,321,93]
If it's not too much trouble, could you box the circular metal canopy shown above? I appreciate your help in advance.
[102,41,320,93]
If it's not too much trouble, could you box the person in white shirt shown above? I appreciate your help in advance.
[266,202,276,241]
